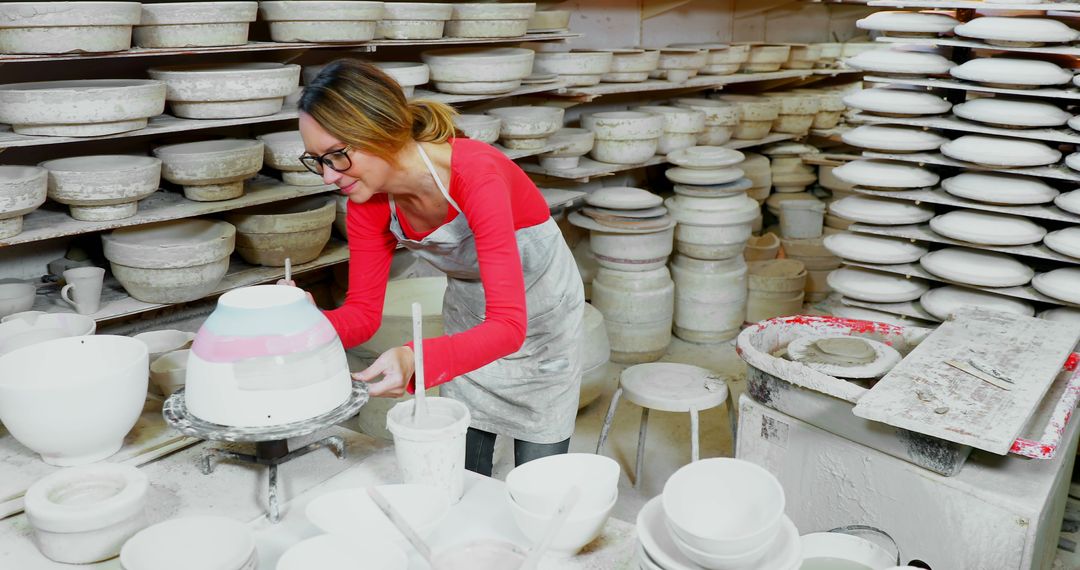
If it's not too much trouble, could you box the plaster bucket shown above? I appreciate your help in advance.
[387,397,471,504]
[779,200,826,239]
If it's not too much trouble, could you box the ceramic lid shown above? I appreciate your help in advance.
[941,172,1059,205]
[929,210,1047,245]
[1055,189,1080,215]
[841,125,948,152]
[844,49,955,75]
[856,11,959,33]
[584,186,663,210]
[1039,306,1080,324]
[843,88,952,116]
[940,135,1061,167]
[1065,152,1080,172]
[760,142,819,157]
[665,166,744,186]
[953,98,1070,128]
[832,159,940,189]
[954,16,1080,44]
[829,195,936,224]
[1070,115,1080,132]
[120,515,254,570]
[824,232,928,264]
[827,266,930,302]
[1033,268,1080,304]
[920,285,1036,321]
[831,305,926,327]
[666,146,745,169]
[950,58,1072,86]
[1044,227,1080,258]
[920,247,1034,287]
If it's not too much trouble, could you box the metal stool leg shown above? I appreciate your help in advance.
[690,407,700,463]
[634,407,650,489]
[727,389,738,456]
[595,386,623,454]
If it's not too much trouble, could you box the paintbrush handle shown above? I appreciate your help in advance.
[411,302,427,418]
[367,486,434,563]
[521,486,581,570]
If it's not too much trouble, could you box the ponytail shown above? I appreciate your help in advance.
[409,99,458,143]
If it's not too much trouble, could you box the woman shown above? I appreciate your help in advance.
[292,59,584,476]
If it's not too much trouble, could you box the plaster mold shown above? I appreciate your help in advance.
[369,62,430,97]
[955,16,1079,46]
[950,58,1072,88]
[25,463,149,564]
[102,219,236,303]
[134,2,258,48]
[953,98,1070,128]
[528,10,570,32]
[591,266,674,363]
[533,51,613,87]
[0,335,147,466]
[824,232,927,264]
[120,516,255,570]
[0,165,46,239]
[763,92,820,135]
[832,159,939,189]
[226,196,335,266]
[0,79,165,136]
[828,195,935,225]
[673,98,739,145]
[1057,189,1080,215]
[601,49,659,83]
[787,335,901,378]
[667,146,743,169]
[583,111,664,164]
[665,195,758,260]
[257,131,324,186]
[486,105,563,150]
[0,1,140,54]
[941,135,1061,168]
[921,285,1035,321]
[942,171,1058,205]
[930,210,1046,246]
[1045,227,1080,259]
[154,139,264,201]
[539,128,594,170]
[39,155,161,221]
[843,87,951,117]
[783,44,822,70]
[378,2,452,40]
[742,45,791,73]
[1032,268,1080,304]
[148,62,301,119]
[844,49,955,76]
[827,266,929,302]
[856,11,959,36]
[258,1,383,42]
[1040,307,1080,324]
[445,3,535,38]
[841,125,947,153]
[635,106,705,154]
[422,47,534,95]
[920,247,1034,287]
[714,94,780,140]
[453,114,501,144]
[669,43,747,75]
[652,48,708,82]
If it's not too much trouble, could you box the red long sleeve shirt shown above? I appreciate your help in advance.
[323,138,551,389]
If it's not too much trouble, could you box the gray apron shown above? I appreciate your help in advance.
[385,144,585,443]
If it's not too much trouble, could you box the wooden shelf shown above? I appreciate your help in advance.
[876,35,1080,58]
[860,151,1080,183]
[868,0,1080,10]
[416,81,566,105]
[847,111,1080,145]
[864,75,1080,102]
[0,32,582,64]
[553,69,859,102]
[847,222,1079,264]
[850,187,1080,224]
[840,296,942,323]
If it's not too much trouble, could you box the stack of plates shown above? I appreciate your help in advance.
[574,187,672,232]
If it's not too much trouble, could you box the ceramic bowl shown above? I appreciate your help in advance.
[135,2,258,48]
[953,98,1070,128]
[226,195,335,266]
[0,1,142,54]
[277,534,407,570]
[920,285,1035,321]
[507,487,616,556]
[0,165,47,239]
[306,484,451,549]
[941,135,1061,168]
[422,47,535,94]
[0,282,36,319]
[827,266,930,302]
[843,87,951,117]
[149,349,190,397]
[856,11,958,35]
[954,16,1080,46]
[120,515,254,570]
[844,49,954,75]
[506,453,620,515]
[40,155,162,221]
[832,159,940,189]
[533,51,614,87]
[148,62,301,119]
[258,1,383,42]
[824,233,928,264]
[453,114,502,144]
[950,58,1072,87]
[920,247,1034,287]
[828,195,936,225]
[942,172,1058,205]
[0,313,96,357]
[1058,190,1080,215]
[0,335,147,466]
[0,79,166,137]
[841,125,948,153]
[1045,227,1080,259]
[662,458,784,557]
[1033,268,1080,304]
[930,210,1046,246]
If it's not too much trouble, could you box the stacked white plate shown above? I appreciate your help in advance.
[950,58,1072,88]
[843,49,954,76]
[568,187,675,271]
[941,172,1059,205]
[824,233,928,264]
[940,135,1061,168]
[828,195,935,225]
[831,160,940,190]
[841,125,947,153]
[929,210,1046,246]
[954,17,1080,47]
[843,88,952,117]
[920,285,1035,321]
[953,98,1070,128]
[920,247,1034,287]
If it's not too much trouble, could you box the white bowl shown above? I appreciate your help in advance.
[844,49,954,75]
[800,532,896,570]
[920,247,1034,287]
[0,312,96,357]
[305,484,451,549]
[0,282,36,319]
[827,267,930,302]
[664,513,775,569]
[930,210,1046,246]
[507,487,616,555]
[955,16,1079,45]
[942,171,1059,205]
[662,458,785,557]
[1033,268,1080,304]
[941,135,1061,168]
[856,11,958,35]
[120,515,254,570]
[843,88,951,116]
[149,349,190,397]
[953,98,1069,128]
[505,453,620,516]
[841,125,947,153]
[0,335,147,465]
[277,534,407,570]
[920,285,1034,321]
[950,57,1072,87]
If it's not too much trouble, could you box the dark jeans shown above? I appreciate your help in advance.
[464,427,571,477]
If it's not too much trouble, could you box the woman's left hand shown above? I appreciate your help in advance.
[354,346,415,398]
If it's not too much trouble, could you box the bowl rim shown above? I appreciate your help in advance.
[661,458,786,543]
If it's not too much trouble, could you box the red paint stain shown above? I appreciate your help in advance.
[1066,353,1079,372]
[765,314,905,336]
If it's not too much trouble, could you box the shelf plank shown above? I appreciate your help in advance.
[864,75,1080,101]
[868,0,1080,10]
[876,35,1080,58]
[840,296,942,323]
[860,151,1080,183]
[849,186,1080,224]
[555,69,857,101]
[847,111,1080,145]
[847,222,1080,264]
[0,33,582,64]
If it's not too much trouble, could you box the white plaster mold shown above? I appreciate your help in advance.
[0,2,141,54]
[844,49,955,76]
[226,196,335,266]
[930,209,1047,246]
[824,232,928,264]
[828,195,936,225]
[378,2,452,40]
[920,285,1035,321]
[827,266,929,302]
[539,128,594,170]
[950,57,1072,88]
[953,97,1070,128]
[153,139,264,201]
[532,51,614,87]
[920,247,1034,287]
[942,171,1059,205]
[453,114,501,144]
[134,2,258,48]
[421,47,534,95]
[257,131,325,186]
[941,135,1061,168]
[843,87,951,117]
[0,165,47,239]
[148,62,301,119]
[39,155,161,221]
[1032,268,1080,304]
[374,61,430,97]
[856,11,959,36]
[841,125,948,153]
[0,79,166,136]
[485,105,564,150]
[258,1,384,43]
[120,515,255,570]
[583,111,664,164]
[445,3,535,38]
[832,159,940,189]
[955,16,1080,46]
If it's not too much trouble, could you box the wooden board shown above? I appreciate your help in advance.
[853,308,1080,455]
[847,111,1080,145]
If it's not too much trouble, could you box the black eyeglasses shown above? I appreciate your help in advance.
[299,146,352,175]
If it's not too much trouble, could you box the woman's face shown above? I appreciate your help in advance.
[298,112,394,204]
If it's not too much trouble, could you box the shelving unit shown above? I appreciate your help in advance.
[876,36,1080,58]
[849,187,1080,224]
[859,151,1080,183]
[847,112,1080,145]
[863,75,1080,101]
[847,222,1077,264]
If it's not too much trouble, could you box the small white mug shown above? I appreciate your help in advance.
[61,267,105,315]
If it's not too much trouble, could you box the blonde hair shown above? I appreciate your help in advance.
[299,59,458,164]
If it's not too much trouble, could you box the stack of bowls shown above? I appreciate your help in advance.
[762,142,819,194]
[583,111,664,165]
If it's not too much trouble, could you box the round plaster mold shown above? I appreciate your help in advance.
[665,166,744,186]
[841,125,948,153]
[0,2,141,54]
[920,247,1034,287]
[148,62,301,119]
[1058,190,1080,215]
[1032,268,1080,304]
[585,187,663,210]
[827,266,930,302]
[1044,227,1080,259]
[486,106,564,150]
[942,172,1059,205]
[823,233,928,264]
[787,335,902,378]
[941,135,1061,168]
[930,210,1046,245]
[539,128,595,169]
[225,196,336,266]
[953,98,1070,128]
[634,106,706,135]
[950,58,1072,88]
[0,79,165,136]
[533,51,614,87]
[377,2,453,40]
[528,10,571,32]
[920,285,1035,321]
[954,16,1080,47]
[39,155,161,221]
[843,88,952,117]
[445,3,535,38]
[257,131,324,186]
[844,49,955,76]
[134,2,258,48]
[0,166,47,239]
[154,139,263,201]
[371,62,430,97]
[666,146,744,169]
[421,47,534,95]
[828,195,936,225]
[855,11,959,36]
[453,114,501,144]
[831,159,939,189]
[258,1,384,42]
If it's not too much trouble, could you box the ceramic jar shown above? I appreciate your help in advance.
[259,1,384,42]
[422,47,535,95]
[634,105,706,154]
[226,195,335,266]
[0,79,166,137]
[378,2,453,40]
[601,48,660,83]
[445,3,535,38]
[0,1,141,54]
[148,62,301,119]
[746,259,807,322]
[154,139,264,201]
[591,266,674,364]
[135,2,258,48]
[583,111,664,164]
[670,254,747,343]
[40,155,161,221]
[674,98,740,145]
[0,165,47,239]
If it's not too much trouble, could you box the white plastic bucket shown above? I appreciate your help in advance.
[386,397,471,504]
[779,200,826,239]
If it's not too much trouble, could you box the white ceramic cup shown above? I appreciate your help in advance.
[61,267,105,315]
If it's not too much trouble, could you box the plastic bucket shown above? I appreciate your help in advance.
[386,397,471,504]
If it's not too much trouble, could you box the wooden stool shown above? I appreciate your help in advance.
[595,362,734,487]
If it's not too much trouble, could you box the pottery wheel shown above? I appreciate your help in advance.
[786,334,902,379]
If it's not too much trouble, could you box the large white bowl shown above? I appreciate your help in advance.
[0,335,147,466]
[507,486,616,556]
[662,458,785,557]
[505,453,620,516]
[277,534,407,570]
[305,484,451,549]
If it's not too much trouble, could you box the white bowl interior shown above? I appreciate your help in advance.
[662,458,785,540]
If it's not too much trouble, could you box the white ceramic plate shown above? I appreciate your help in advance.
[929,210,1046,245]
[844,49,954,75]
[919,247,1034,287]
[953,98,1070,128]
[841,125,948,153]
[941,172,1059,205]
[920,285,1035,321]
[1055,189,1080,215]
[584,186,664,210]
[831,159,940,189]
[1044,227,1080,258]
[1033,268,1080,304]
[824,233,928,264]
[940,135,1061,167]
[843,88,952,116]
[828,195,936,225]
[827,266,930,302]
[666,146,745,169]
[950,58,1072,87]
[665,166,744,185]
[855,11,958,34]
[954,17,1080,45]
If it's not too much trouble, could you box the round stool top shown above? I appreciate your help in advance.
[620,363,729,413]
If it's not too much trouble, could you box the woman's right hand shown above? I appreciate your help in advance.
[276,279,316,305]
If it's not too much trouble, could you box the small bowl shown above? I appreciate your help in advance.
[507,488,616,555]
[505,453,620,516]
[133,329,196,366]
[0,282,36,319]
[305,484,450,549]
[665,514,773,569]
[149,349,190,397]
[277,534,407,570]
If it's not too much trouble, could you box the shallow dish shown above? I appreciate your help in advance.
[942,172,1058,205]
[841,125,948,153]
[954,16,1079,46]
[929,210,1046,246]
[921,285,1035,320]
[844,49,954,75]
[824,233,928,264]
[828,195,936,225]
[827,266,929,302]
[920,247,1034,287]
[1033,268,1080,304]
[950,58,1072,87]
[941,135,1061,168]
[1044,227,1080,259]
[831,159,940,189]
[120,515,254,570]
[843,88,952,117]
[855,11,958,35]
[953,98,1070,128]
[1058,189,1080,215]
